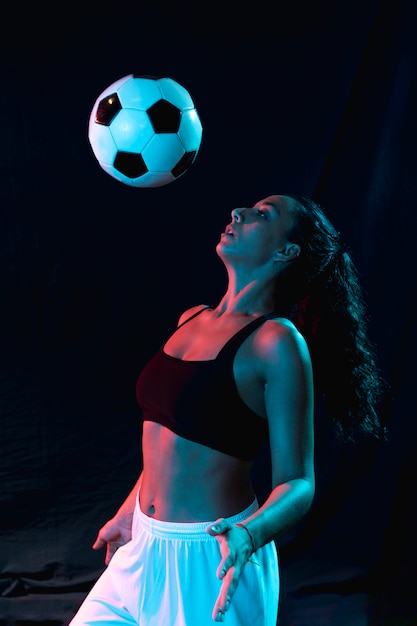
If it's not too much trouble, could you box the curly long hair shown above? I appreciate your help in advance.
[275,194,387,442]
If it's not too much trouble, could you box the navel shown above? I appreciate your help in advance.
[146,503,156,516]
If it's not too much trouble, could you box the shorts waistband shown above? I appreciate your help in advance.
[135,492,259,540]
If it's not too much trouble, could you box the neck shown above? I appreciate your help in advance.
[215,277,276,317]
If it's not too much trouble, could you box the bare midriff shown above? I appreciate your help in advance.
[139,421,255,522]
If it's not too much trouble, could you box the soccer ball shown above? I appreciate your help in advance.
[87,74,203,188]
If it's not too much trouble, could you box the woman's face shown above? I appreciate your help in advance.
[217,195,299,268]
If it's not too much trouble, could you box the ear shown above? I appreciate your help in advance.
[273,243,300,263]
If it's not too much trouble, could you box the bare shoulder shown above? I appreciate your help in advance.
[254,316,311,365]
[177,304,210,326]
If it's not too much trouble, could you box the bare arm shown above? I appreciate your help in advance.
[207,320,315,621]
[241,320,315,546]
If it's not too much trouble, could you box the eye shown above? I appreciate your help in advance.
[256,208,267,218]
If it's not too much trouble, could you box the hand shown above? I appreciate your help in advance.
[92,512,133,565]
[206,518,254,623]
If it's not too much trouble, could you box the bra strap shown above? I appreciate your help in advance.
[176,305,211,330]
[217,312,280,358]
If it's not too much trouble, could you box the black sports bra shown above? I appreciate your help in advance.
[136,308,279,461]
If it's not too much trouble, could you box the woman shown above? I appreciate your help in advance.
[69,194,386,626]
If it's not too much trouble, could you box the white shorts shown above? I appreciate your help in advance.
[69,494,279,626]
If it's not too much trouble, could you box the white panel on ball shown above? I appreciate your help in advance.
[88,74,203,188]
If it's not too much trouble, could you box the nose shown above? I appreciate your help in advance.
[231,208,243,222]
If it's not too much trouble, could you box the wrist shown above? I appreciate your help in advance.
[236,522,256,555]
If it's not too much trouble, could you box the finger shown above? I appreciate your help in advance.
[105,541,125,565]
[105,553,112,566]
[212,594,228,622]
[105,545,116,565]
[92,536,105,550]
[206,518,226,536]
[216,551,237,580]
[212,571,234,620]
[216,557,226,580]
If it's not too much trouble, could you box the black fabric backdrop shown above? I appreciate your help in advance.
[1,1,416,625]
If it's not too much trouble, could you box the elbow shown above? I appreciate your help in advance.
[301,476,315,515]
[288,475,314,518]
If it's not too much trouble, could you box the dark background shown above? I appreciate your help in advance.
[1,1,416,624]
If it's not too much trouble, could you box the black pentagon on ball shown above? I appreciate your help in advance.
[114,152,148,178]
[95,93,122,126]
[147,100,181,133]
[172,151,197,178]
